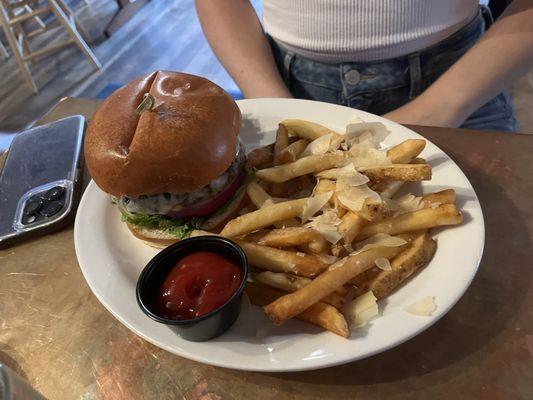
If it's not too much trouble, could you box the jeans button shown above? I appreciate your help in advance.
[345,69,360,85]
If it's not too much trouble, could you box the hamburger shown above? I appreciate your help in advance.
[84,71,245,247]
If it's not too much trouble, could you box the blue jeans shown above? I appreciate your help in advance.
[268,8,518,132]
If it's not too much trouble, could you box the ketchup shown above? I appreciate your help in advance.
[154,252,242,320]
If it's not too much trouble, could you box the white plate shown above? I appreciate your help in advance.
[74,99,484,372]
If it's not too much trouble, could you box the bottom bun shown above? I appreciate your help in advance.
[126,223,181,249]
[125,187,247,249]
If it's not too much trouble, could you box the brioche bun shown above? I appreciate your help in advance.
[84,71,242,197]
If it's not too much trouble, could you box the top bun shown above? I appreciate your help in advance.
[84,71,242,197]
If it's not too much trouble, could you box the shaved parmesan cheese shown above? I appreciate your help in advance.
[342,290,379,328]
[301,191,333,222]
[347,116,364,125]
[405,296,437,316]
[336,184,382,212]
[345,122,389,148]
[317,163,369,186]
[315,223,342,244]
[305,208,342,226]
[395,194,422,213]
[384,194,423,216]
[287,262,297,271]
[382,197,399,212]
[304,209,342,244]
[349,146,392,167]
[375,257,392,271]
[354,233,407,253]
[318,254,338,264]
[301,133,333,157]
[296,252,306,257]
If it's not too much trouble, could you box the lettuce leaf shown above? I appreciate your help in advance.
[119,208,202,239]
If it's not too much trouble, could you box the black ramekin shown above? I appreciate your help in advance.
[136,236,248,341]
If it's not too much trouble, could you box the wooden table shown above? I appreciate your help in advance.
[1,98,532,400]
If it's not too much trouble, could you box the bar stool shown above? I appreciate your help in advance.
[0,0,101,93]
[0,37,8,59]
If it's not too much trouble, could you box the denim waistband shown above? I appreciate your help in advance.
[269,7,486,99]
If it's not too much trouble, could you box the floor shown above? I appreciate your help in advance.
[0,0,531,138]
[0,0,245,134]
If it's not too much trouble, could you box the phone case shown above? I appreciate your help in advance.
[0,116,85,248]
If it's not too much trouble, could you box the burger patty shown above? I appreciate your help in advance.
[116,141,246,215]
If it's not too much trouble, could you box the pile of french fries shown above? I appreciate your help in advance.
[191,118,463,338]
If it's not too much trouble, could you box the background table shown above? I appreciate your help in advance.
[0,98,531,400]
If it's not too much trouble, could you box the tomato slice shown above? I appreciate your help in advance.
[167,172,244,219]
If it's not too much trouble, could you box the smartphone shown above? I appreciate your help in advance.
[0,116,85,248]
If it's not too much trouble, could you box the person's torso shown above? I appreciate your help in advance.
[263,0,479,63]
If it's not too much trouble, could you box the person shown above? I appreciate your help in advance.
[195,0,533,132]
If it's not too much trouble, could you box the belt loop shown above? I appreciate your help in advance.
[480,5,494,30]
[408,53,422,99]
[283,51,295,86]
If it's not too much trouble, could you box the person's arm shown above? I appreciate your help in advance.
[384,0,533,128]
[195,0,292,98]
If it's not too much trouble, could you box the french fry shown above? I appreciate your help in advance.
[314,178,336,194]
[349,231,426,287]
[190,230,329,277]
[411,157,426,164]
[330,244,346,258]
[252,271,347,296]
[253,271,312,291]
[256,227,323,247]
[373,140,426,196]
[246,181,300,227]
[247,144,275,169]
[246,181,271,208]
[277,139,309,164]
[271,125,290,196]
[273,124,289,164]
[264,245,406,325]
[246,282,349,337]
[353,232,437,298]
[256,153,348,183]
[420,189,455,207]
[338,211,367,243]
[359,164,432,182]
[350,266,379,288]
[374,180,404,198]
[240,241,329,277]
[251,272,345,308]
[281,119,342,140]
[299,237,331,255]
[386,139,426,164]
[357,204,462,240]
[221,198,308,237]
